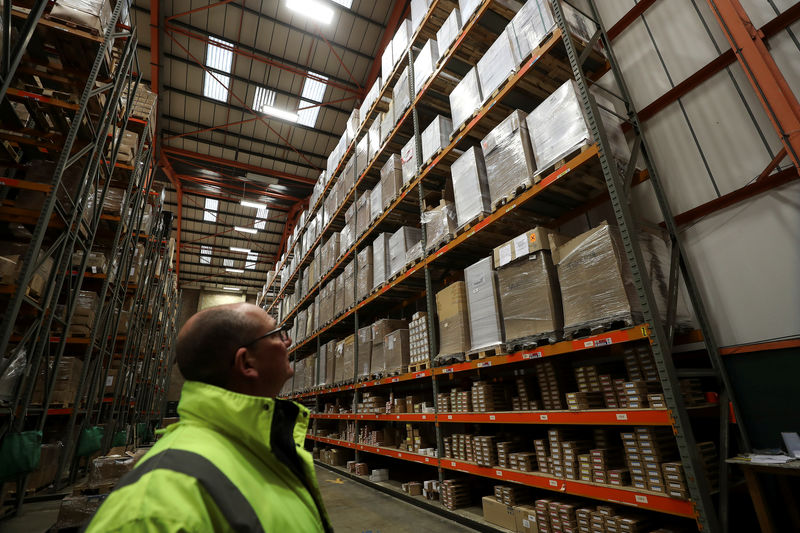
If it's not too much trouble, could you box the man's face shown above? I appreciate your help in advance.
[249,311,293,396]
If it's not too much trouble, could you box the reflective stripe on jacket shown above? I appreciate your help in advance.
[86,381,333,532]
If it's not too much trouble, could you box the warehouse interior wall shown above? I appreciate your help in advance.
[583,0,800,441]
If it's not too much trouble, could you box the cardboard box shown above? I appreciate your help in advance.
[435,282,471,356]
[482,496,517,531]
[421,115,452,164]
[388,226,422,277]
[371,319,408,374]
[55,495,108,529]
[423,200,457,251]
[450,67,483,130]
[357,246,373,302]
[380,154,403,209]
[436,8,462,55]
[477,29,520,98]
[326,340,337,385]
[493,227,567,268]
[451,146,491,228]
[464,257,504,351]
[481,109,536,206]
[369,183,383,222]
[393,66,411,117]
[357,325,373,379]
[384,329,410,374]
[400,138,417,186]
[413,38,439,95]
[371,233,391,289]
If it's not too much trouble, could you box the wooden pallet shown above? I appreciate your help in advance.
[409,361,430,372]
[564,313,642,340]
[450,111,479,140]
[46,13,102,36]
[453,212,488,238]
[434,352,465,366]
[534,143,594,183]
[490,178,535,212]
[504,332,561,353]
[465,344,505,361]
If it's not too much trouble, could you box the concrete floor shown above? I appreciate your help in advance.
[316,466,478,533]
[2,467,479,532]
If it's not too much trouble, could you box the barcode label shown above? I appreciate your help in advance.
[635,495,648,503]
[540,414,549,421]
[477,361,491,368]
[523,351,543,360]
[489,415,496,420]
[549,480,558,487]
[496,470,503,476]
[616,413,628,421]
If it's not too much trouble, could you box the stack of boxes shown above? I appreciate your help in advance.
[409,312,431,368]
[435,282,471,358]
[621,427,679,493]
[464,257,505,352]
[384,328,410,374]
[440,479,471,510]
[470,381,508,412]
[512,377,540,411]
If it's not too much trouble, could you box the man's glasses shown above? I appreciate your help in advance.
[242,322,292,348]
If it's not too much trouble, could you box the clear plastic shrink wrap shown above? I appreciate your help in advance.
[509,0,599,61]
[357,325,373,379]
[357,246,373,301]
[370,183,382,222]
[51,0,112,34]
[342,158,356,197]
[526,80,630,176]
[422,201,457,251]
[320,281,332,324]
[343,260,355,310]
[371,319,408,376]
[371,233,391,289]
[334,340,345,383]
[421,115,452,164]
[481,109,536,206]
[384,329,410,374]
[325,339,337,385]
[435,282,471,359]
[306,301,316,338]
[450,146,491,227]
[313,294,321,333]
[393,67,411,117]
[449,67,483,130]
[381,154,403,209]
[464,257,504,351]
[295,309,307,344]
[342,334,355,382]
[368,120,381,161]
[381,101,395,143]
[389,226,422,277]
[355,192,370,237]
[393,18,412,59]
[411,0,432,33]
[413,39,439,95]
[381,42,394,83]
[476,29,520,98]
[317,342,327,386]
[356,135,369,178]
[345,109,360,144]
[401,139,417,186]
[436,8,462,55]
[304,356,315,389]
[360,78,382,120]
[340,219,354,256]
[322,233,339,274]
[458,0,482,20]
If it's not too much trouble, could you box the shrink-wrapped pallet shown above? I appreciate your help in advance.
[325,339,337,385]
[436,9,462,56]
[451,146,491,227]
[371,319,408,375]
[481,109,536,206]
[381,43,394,84]
[355,192,370,237]
[411,0,432,34]
[357,325,373,379]
[422,200,457,251]
[464,257,504,351]
[385,329,410,374]
[317,342,327,386]
[435,282,471,357]
[306,301,315,338]
[320,281,333,325]
[393,67,411,117]
[340,219,354,256]
[342,334,355,382]
[413,39,439,95]
[343,260,355,311]
[449,67,483,131]
[342,158,356,197]
[370,183,383,221]
[526,80,630,176]
[380,154,403,209]
[392,19,413,61]
[368,119,381,161]
[51,0,112,34]
[357,246,373,301]
[389,227,422,277]
[421,115,452,164]
[296,309,307,344]
[381,102,395,143]
[509,0,599,61]
[477,29,520,98]
[322,233,339,274]
[304,355,315,390]
[360,78,382,121]
[346,109,360,145]
[334,340,345,383]
[356,135,369,178]
[372,233,391,290]
[400,139,417,186]
[333,273,344,317]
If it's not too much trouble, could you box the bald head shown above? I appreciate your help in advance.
[176,303,270,388]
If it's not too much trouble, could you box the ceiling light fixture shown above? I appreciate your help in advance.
[234,226,258,234]
[223,286,241,291]
[230,247,251,253]
[240,199,268,209]
[261,105,299,122]
[225,268,245,273]
[286,0,334,24]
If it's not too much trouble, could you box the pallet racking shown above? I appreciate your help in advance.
[265,1,748,530]
[0,0,177,517]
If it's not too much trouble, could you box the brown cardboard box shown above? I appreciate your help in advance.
[482,496,517,531]
[384,329,410,374]
[435,282,471,356]
[492,227,568,268]
[515,504,538,533]
[357,326,373,379]
[55,495,108,529]
[27,443,63,490]
[356,246,373,302]
[88,455,136,488]
[341,334,355,382]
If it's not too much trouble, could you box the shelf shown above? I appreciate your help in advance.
[306,435,694,518]
[0,177,52,193]
[311,409,672,426]
[288,324,649,397]
[12,6,104,44]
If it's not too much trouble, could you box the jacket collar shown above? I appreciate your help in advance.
[172,381,309,456]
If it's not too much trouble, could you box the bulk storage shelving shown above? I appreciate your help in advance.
[265,1,747,531]
[0,0,177,517]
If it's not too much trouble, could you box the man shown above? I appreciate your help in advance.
[87,303,333,532]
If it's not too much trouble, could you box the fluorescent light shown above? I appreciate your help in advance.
[223,286,240,291]
[286,0,334,24]
[226,268,245,273]
[261,105,299,122]
[230,247,251,253]
[240,199,268,209]
[234,226,258,234]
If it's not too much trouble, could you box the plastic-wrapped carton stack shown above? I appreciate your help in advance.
[357,326,373,379]
[356,246,373,302]
[464,257,504,352]
[449,67,483,130]
[371,319,408,376]
[384,329,410,374]
[393,67,411,117]
[409,312,431,367]
[494,227,568,345]
[421,115,452,163]
[451,146,491,228]
[388,226,422,277]
[380,155,403,210]
[436,8,462,55]
[481,110,536,208]
[400,139,417,186]
[435,282,471,358]
[509,0,599,62]
[476,29,520,98]
[355,192,370,237]
[369,184,383,222]
[422,200,457,251]
[325,339,337,385]
[355,136,369,178]
[371,232,391,290]
[413,39,439,95]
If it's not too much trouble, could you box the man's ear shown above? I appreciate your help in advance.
[232,346,259,380]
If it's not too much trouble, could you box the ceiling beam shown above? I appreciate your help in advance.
[163,198,288,223]
[162,85,340,141]
[172,227,279,253]
[177,173,300,202]
[168,213,283,239]
[169,185,292,211]
[162,146,316,186]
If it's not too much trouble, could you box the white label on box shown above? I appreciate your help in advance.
[549,479,558,487]
[635,495,648,503]
[106,376,114,386]
[616,413,628,421]
[497,244,512,267]
[539,414,549,421]
[522,519,530,528]
[513,234,528,258]
[91,266,97,274]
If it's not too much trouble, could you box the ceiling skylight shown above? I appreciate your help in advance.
[297,72,328,127]
[254,207,270,230]
[203,36,233,102]
[203,198,218,222]
[253,86,276,111]
[246,252,258,270]
[200,245,212,265]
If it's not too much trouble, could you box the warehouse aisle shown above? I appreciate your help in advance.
[316,466,477,532]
